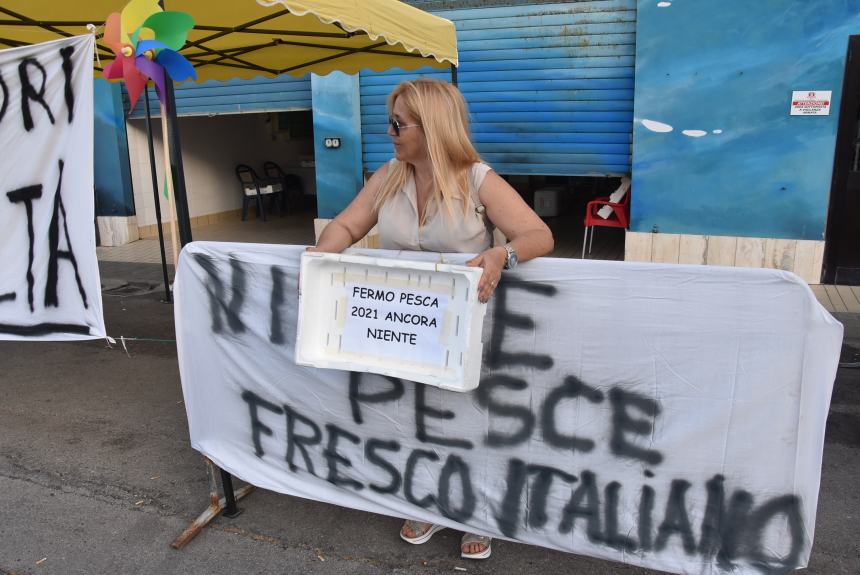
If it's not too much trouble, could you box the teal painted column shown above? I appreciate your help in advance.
[93,79,134,216]
[311,72,363,218]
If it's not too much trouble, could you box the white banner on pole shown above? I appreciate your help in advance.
[0,35,104,341]
[175,242,842,575]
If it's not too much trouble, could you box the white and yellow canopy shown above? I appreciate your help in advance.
[0,0,458,80]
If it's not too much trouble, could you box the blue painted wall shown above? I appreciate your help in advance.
[632,0,860,240]
[362,1,636,175]
[311,72,364,219]
[94,79,134,216]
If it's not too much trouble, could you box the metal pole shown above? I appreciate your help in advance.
[159,0,192,247]
[144,87,173,302]
[219,468,242,518]
[163,76,193,247]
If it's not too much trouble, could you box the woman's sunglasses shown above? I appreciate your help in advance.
[388,117,421,136]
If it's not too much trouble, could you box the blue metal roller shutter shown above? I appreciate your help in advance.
[125,74,312,118]
[361,0,635,175]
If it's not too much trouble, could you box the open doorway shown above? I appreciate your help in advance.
[502,175,627,260]
[125,110,317,247]
[824,35,860,284]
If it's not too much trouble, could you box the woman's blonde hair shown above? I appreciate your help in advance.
[374,78,481,222]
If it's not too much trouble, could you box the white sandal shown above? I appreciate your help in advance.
[400,520,446,545]
[460,532,492,559]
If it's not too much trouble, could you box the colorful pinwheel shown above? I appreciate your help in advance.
[102,0,196,110]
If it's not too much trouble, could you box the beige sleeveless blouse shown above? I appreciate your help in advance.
[377,162,494,253]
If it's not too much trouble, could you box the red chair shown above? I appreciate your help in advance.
[582,187,630,258]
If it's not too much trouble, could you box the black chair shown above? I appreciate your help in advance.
[236,164,282,221]
[262,161,304,213]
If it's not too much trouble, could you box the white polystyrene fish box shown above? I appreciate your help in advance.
[296,251,487,392]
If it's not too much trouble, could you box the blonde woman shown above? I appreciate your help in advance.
[310,78,553,559]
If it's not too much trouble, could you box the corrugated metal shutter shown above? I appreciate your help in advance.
[125,75,312,118]
[361,0,635,175]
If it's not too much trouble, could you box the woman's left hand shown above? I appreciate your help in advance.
[466,247,506,303]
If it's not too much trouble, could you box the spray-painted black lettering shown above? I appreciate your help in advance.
[240,389,284,457]
[18,57,54,131]
[655,480,696,554]
[194,254,246,334]
[526,464,577,529]
[6,184,41,312]
[495,457,528,538]
[436,454,476,523]
[349,372,404,425]
[59,45,75,124]
[698,474,726,558]
[365,438,401,494]
[45,160,87,309]
[0,72,8,124]
[487,279,556,369]
[323,423,363,490]
[403,448,439,508]
[476,374,534,447]
[0,322,89,336]
[609,388,663,465]
[717,490,754,570]
[415,383,473,450]
[284,403,322,476]
[559,470,603,543]
[541,375,604,454]
[269,266,286,344]
[639,484,656,551]
[0,292,15,303]
[745,495,804,575]
[604,481,637,551]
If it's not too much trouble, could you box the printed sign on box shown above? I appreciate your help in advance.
[295,251,486,391]
[790,90,832,115]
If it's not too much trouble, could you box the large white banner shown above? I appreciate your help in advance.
[175,242,842,575]
[0,35,104,341]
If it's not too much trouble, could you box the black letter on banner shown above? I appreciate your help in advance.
[349,372,404,425]
[415,383,473,449]
[0,72,8,124]
[241,389,284,457]
[655,480,697,554]
[559,470,603,543]
[744,495,804,574]
[323,424,363,490]
[437,454,476,523]
[18,58,55,131]
[609,388,663,465]
[604,481,636,552]
[284,404,322,476]
[6,185,42,311]
[698,474,726,558]
[365,438,401,494]
[526,465,577,529]
[193,254,247,334]
[717,490,754,570]
[269,266,286,344]
[639,484,656,551]
[541,375,604,454]
[45,160,87,309]
[403,448,439,508]
[488,279,556,370]
[495,458,528,538]
[476,374,534,447]
[59,46,75,124]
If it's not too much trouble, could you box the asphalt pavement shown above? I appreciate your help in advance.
[0,261,857,575]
